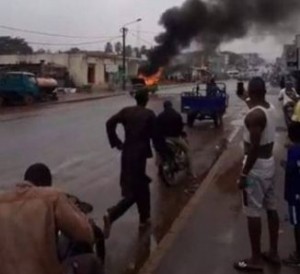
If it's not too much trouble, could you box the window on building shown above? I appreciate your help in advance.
[87,64,95,84]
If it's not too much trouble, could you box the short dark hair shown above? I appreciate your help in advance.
[164,100,172,109]
[135,89,149,106]
[24,163,52,187]
[248,77,266,98]
[288,122,300,143]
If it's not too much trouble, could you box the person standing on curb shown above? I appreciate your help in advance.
[103,90,163,239]
[282,116,300,266]
[234,77,280,272]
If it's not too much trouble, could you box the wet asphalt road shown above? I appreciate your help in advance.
[0,81,245,274]
[153,94,300,274]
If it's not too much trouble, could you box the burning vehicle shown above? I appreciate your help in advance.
[130,68,162,96]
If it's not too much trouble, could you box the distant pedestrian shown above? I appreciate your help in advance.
[103,90,162,239]
[280,76,286,90]
[234,77,280,272]
[282,119,300,266]
[237,81,245,98]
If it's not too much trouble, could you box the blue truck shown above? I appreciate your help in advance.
[0,71,58,106]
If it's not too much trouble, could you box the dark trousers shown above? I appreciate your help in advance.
[108,182,150,223]
[108,149,151,223]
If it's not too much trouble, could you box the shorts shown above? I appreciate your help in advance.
[288,205,300,225]
[243,174,277,217]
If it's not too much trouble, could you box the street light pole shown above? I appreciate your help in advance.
[121,18,142,91]
[122,27,128,91]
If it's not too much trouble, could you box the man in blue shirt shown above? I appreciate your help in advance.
[284,121,300,266]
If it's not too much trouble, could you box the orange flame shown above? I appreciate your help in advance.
[138,67,163,86]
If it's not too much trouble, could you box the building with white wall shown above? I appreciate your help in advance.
[0,52,141,88]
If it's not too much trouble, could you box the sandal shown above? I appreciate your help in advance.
[234,260,263,272]
[262,252,281,266]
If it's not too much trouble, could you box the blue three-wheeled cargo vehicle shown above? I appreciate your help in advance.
[181,82,229,128]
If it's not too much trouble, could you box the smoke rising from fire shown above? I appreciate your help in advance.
[140,0,300,76]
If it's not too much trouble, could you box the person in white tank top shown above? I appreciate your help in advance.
[234,77,280,272]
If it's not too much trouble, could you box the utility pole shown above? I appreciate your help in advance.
[120,18,142,91]
[122,27,128,91]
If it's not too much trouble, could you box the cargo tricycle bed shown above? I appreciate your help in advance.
[181,82,229,128]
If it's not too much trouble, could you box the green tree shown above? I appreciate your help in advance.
[68,47,81,53]
[114,42,122,55]
[140,45,148,55]
[0,36,33,55]
[105,42,113,53]
[125,45,133,57]
[133,47,141,58]
[36,48,46,54]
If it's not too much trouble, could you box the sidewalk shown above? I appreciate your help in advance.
[140,109,298,274]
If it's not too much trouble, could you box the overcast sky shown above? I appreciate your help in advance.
[0,0,293,60]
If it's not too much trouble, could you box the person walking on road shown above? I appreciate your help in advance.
[103,90,162,239]
[234,77,280,272]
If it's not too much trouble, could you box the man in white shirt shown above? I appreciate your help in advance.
[278,82,298,107]
[279,82,299,125]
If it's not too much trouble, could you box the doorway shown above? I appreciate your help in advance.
[87,64,95,84]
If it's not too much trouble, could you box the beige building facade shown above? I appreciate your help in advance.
[0,52,140,87]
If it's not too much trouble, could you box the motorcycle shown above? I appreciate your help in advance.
[58,194,105,274]
[158,138,189,186]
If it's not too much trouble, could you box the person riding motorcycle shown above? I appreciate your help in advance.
[0,163,95,274]
[24,163,105,274]
[156,100,195,178]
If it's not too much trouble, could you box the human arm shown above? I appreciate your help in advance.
[278,89,284,101]
[106,110,124,150]
[54,193,94,244]
[239,109,266,189]
[150,112,167,155]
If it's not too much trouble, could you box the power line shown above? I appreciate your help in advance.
[128,28,160,35]
[0,24,118,39]
[27,36,121,46]
[129,32,153,47]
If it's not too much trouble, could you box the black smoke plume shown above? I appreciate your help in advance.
[141,0,300,76]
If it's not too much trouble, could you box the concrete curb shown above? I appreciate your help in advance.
[159,83,193,90]
[52,92,126,106]
[139,127,242,274]
[51,84,192,106]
